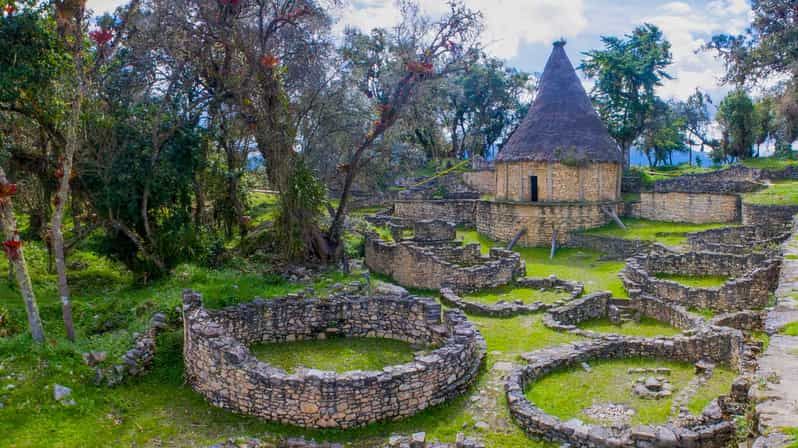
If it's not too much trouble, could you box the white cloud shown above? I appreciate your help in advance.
[337,0,588,60]
[86,0,128,15]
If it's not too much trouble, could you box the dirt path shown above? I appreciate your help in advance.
[754,227,798,443]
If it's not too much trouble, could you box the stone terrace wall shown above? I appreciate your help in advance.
[475,200,619,246]
[394,200,478,226]
[182,291,486,429]
[565,233,657,260]
[365,236,524,290]
[506,332,749,448]
[742,203,798,227]
[687,225,790,253]
[621,251,781,312]
[543,293,703,337]
[626,192,740,224]
[462,170,496,196]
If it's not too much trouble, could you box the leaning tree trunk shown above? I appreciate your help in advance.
[0,167,46,343]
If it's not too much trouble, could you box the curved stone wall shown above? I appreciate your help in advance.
[621,250,781,312]
[565,233,660,260]
[687,225,789,254]
[741,203,798,227]
[182,291,486,429]
[439,276,583,317]
[542,293,703,338]
[506,332,752,448]
[365,234,524,291]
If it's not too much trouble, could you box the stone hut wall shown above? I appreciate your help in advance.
[741,203,798,227]
[506,332,748,448]
[364,236,524,291]
[626,192,740,224]
[475,200,619,246]
[413,220,457,242]
[394,200,478,226]
[182,291,486,429]
[621,251,781,312]
[494,161,621,202]
[462,170,496,196]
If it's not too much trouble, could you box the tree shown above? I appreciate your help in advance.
[580,23,673,169]
[325,1,483,261]
[674,89,717,164]
[753,96,777,157]
[640,100,687,167]
[716,89,756,162]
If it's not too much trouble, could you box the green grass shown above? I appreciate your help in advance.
[524,358,736,426]
[781,321,798,336]
[463,285,571,306]
[583,219,730,247]
[654,273,729,288]
[457,230,627,298]
[741,157,798,170]
[250,337,420,373]
[248,191,280,226]
[577,317,683,338]
[742,181,798,206]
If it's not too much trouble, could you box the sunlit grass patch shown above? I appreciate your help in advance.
[781,321,798,336]
[654,273,729,288]
[742,181,798,206]
[524,358,736,426]
[577,317,682,338]
[463,285,571,306]
[250,337,421,373]
[582,219,730,246]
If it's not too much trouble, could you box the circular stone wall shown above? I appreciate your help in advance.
[506,331,754,448]
[182,290,485,429]
[440,276,583,317]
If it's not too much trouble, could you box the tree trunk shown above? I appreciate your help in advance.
[0,167,46,343]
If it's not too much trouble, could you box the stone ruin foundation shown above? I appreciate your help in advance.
[687,224,790,254]
[182,290,486,429]
[506,328,759,448]
[440,275,584,317]
[364,218,525,290]
[621,249,781,312]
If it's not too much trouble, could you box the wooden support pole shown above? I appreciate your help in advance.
[550,228,558,259]
[506,228,527,250]
[601,205,627,230]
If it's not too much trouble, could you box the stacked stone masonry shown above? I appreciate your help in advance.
[506,331,754,448]
[687,225,790,254]
[621,250,781,312]
[741,203,798,227]
[565,233,661,260]
[182,291,486,429]
[439,276,584,317]
[626,192,740,224]
[494,161,621,202]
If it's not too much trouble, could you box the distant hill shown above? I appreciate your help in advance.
[630,148,714,168]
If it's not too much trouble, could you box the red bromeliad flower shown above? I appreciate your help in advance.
[89,28,113,46]
[260,54,279,69]
[0,183,17,198]
[406,60,434,75]
[3,3,16,15]
[3,238,22,261]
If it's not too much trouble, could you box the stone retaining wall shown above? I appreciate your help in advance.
[626,192,740,224]
[742,203,798,227]
[542,293,703,338]
[621,250,781,312]
[565,233,658,260]
[687,225,790,253]
[182,291,486,429]
[462,170,495,196]
[506,332,750,448]
[394,200,478,226]
[439,276,583,317]
[365,234,524,290]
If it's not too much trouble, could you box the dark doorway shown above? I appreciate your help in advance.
[530,176,539,202]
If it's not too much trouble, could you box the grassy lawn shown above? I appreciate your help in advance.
[654,273,729,288]
[248,191,280,226]
[742,180,798,206]
[457,230,627,298]
[741,157,798,170]
[577,317,683,338]
[582,219,730,246]
[463,285,571,305]
[524,358,736,426]
[250,337,421,373]
[781,321,798,336]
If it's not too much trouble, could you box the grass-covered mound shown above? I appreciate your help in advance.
[654,273,729,288]
[457,229,627,297]
[577,317,683,338]
[250,337,421,373]
[742,180,798,206]
[582,219,730,246]
[463,285,571,306]
[524,358,736,426]
[781,321,798,336]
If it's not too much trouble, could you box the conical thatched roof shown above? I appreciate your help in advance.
[496,42,622,164]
